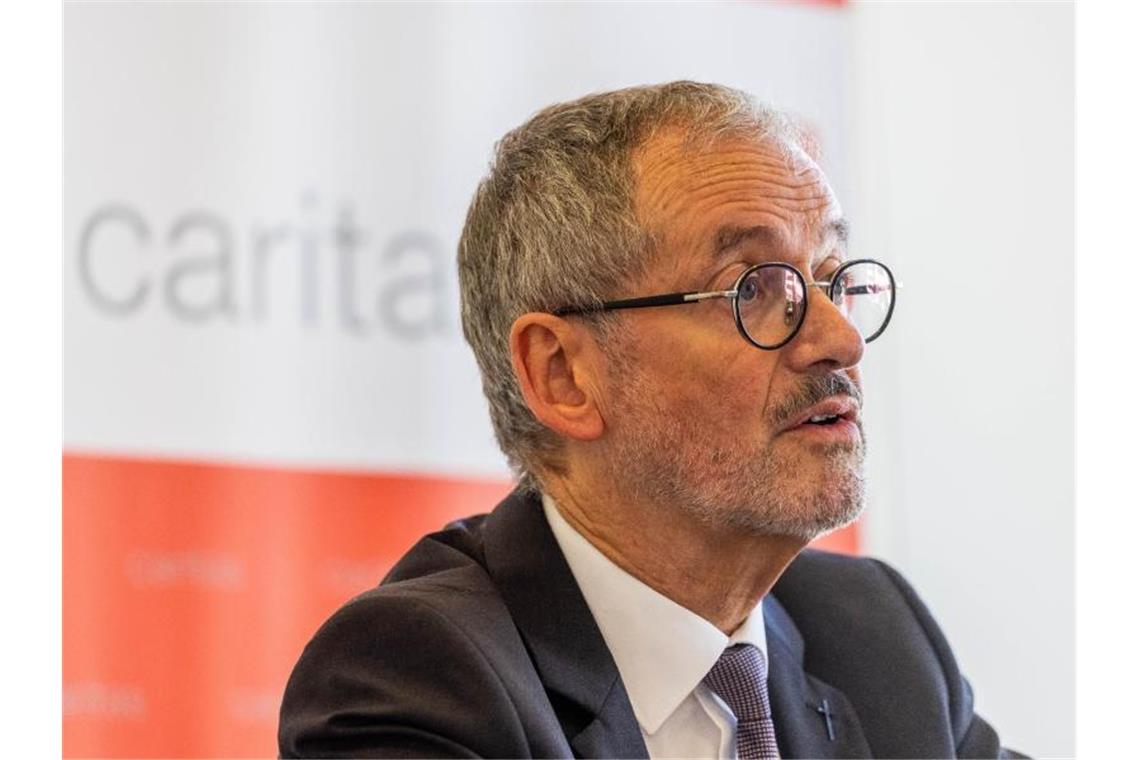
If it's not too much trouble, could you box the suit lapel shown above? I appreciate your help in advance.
[566,678,650,760]
[483,489,649,759]
[764,595,872,758]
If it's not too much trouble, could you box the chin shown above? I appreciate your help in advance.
[718,486,864,543]
[601,400,867,542]
[695,447,867,542]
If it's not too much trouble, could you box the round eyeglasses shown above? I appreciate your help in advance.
[552,258,897,350]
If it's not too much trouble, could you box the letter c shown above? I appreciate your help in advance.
[78,205,149,315]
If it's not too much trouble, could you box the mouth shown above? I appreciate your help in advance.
[778,396,862,443]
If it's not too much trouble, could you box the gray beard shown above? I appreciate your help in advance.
[602,373,867,542]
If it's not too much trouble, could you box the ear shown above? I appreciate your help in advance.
[509,313,605,442]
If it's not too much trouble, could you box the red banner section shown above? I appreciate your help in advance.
[63,452,858,757]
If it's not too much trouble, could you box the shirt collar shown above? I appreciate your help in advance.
[541,493,768,735]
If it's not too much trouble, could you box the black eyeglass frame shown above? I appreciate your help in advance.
[551,258,897,351]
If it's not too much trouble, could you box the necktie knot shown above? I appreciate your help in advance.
[703,644,779,759]
[703,643,772,721]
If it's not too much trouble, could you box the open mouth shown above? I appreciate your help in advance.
[804,414,842,426]
[779,396,861,435]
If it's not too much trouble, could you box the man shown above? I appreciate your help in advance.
[279,82,1018,758]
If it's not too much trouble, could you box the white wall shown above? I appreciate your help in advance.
[850,3,1074,756]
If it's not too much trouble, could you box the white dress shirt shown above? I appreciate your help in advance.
[542,494,771,759]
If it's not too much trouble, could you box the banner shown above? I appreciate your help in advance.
[64,3,851,755]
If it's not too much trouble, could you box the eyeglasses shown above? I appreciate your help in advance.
[552,258,897,350]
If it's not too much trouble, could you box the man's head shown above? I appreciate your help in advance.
[459,81,868,541]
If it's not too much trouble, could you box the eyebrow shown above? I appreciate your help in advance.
[711,217,850,260]
[712,224,781,256]
[825,217,850,250]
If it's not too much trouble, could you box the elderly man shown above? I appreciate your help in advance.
[279,82,1016,759]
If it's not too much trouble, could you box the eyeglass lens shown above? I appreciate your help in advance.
[737,266,807,348]
[829,261,894,342]
[736,261,893,348]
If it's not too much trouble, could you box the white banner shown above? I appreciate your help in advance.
[65,1,849,477]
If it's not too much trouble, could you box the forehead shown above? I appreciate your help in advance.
[631,131,843,275]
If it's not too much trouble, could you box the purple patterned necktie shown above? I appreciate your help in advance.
[703,644,780,759]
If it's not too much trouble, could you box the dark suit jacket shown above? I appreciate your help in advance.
[279,488,1017,758]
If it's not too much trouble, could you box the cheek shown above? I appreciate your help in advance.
[621,316,781,422]
[678,353,781,431]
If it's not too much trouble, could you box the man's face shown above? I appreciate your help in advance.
[595,133,867,541]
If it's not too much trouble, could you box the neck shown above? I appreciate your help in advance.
[545,474,808,634]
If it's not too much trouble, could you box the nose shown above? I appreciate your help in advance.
[784,287,865,372]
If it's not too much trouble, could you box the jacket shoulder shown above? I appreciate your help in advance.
[772,549,1006,757]
[278,517,535,758]
[773,550,961,685]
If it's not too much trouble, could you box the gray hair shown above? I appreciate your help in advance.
[457,81,807,493]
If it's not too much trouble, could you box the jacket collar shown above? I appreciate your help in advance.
[482,488,649,759]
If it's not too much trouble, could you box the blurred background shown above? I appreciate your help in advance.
[63,2,1073,757]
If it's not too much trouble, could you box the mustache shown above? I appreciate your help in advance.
[770,373,863,428]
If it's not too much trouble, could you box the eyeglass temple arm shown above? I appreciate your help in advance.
[811,282,900,295]
[552,289,735,317]
[554,280,901,317]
